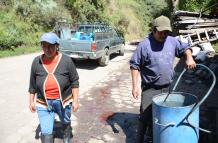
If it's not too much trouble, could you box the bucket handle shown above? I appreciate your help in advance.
[187,119,212,133]
[173,64,216,133]
[154,118,175,127]
[172,64,216,118]
[154,117,212,133]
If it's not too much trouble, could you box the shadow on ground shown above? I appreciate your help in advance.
[35,120,73,142]
[73,59,99,70]
[73,53,121,70]
[106,112,139,143]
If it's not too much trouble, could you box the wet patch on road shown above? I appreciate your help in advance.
[72,63,140,143]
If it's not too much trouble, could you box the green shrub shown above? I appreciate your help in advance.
[0,0,72,52]
[0,31,23,50]
[0,9,43,50]
[65,0,107,23]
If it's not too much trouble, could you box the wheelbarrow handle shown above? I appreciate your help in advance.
[173,64,216,118]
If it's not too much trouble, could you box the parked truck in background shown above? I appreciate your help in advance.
[55,22,125,66]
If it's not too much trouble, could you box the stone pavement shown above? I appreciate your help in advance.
[1,44,138,143]
[40,57,141,143]
[45,59,218,143]
[69,61,140,143]
[27,49,218,143]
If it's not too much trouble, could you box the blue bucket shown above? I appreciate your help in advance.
[152,92,199,143]
[152,64,216,143]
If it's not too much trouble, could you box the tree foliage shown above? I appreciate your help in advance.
[135,0,168,33]
[14,0,71,29]
[65,0,107,23]
[0,0,71,50]
[173,0,218,15]
[1,0,217,51]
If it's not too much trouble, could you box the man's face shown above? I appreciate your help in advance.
[41,41,57,58]
[154,30,170,42]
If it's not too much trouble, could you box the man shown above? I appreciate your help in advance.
[129,15,196,143]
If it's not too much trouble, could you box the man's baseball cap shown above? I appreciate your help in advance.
[153,15,172,32]
[40,32,59,44]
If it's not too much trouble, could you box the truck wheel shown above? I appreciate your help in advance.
[119,44,125,56]
[98,48,109,66]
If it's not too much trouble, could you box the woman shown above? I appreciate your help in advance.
[28,32,79,143]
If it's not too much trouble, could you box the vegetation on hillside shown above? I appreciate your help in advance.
[0,0,70,53]
[0,0,217,57]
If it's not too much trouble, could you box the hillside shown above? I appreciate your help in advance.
[106,0,145,40]
[106,0,168,40]
[0,0,217,57]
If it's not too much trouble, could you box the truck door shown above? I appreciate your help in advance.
[108,29,115,48]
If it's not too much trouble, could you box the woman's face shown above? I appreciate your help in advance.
[41,41,57,58]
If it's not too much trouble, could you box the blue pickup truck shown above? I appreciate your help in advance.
[56,23,125,66]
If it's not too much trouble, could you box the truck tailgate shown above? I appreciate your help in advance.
[59,39,92,52]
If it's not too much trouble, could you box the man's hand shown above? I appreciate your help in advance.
[185,49,196,70]
[132,86,140,100]
[29,101,36,113]
[131,69,140,99]
[186,58,196,70]
[72,100,79,112]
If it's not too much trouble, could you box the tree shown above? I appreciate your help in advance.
[172,0,180,12]
[65,0,107,23]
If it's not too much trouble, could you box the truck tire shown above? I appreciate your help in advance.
[119,44,125,56]
[98,48,109,66]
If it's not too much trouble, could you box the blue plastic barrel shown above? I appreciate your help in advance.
[152,64,216,143]
[152,92,199,143]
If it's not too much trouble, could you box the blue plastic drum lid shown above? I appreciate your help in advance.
[152,92,199,143]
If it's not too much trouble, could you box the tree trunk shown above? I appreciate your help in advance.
[172,0,180,13]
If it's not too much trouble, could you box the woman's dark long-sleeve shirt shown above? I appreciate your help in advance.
[29,54,79,108]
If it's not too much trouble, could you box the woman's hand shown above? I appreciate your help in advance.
[72,100,79,112]
[29,101,36,113]
[29,94,36,113]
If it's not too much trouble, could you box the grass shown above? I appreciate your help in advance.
[0,46,40,58]
[213,42,218,52]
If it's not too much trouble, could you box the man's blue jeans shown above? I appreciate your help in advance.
[36,99,72,135]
